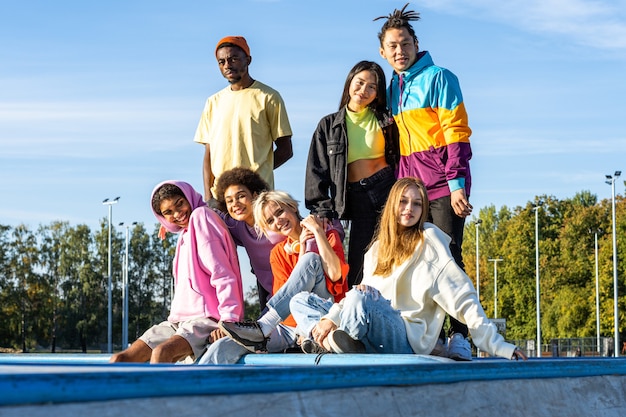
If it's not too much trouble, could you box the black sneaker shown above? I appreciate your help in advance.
[301,338,329,354]
[219,320,267,353]
[327,330,366,354]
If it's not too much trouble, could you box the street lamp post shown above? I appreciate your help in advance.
[475,219,482,302]
[606,171,621,358]
[533,205,542,358]
[487,258,503,318]
[590,228,602,353]
[119,221,136,349]
[102,197,120,354]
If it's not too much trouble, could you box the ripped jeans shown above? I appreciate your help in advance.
[290,286,414,354]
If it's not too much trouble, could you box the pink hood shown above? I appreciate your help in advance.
[151,180,206,234]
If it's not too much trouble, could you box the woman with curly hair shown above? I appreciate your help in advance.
[213,167,280,310]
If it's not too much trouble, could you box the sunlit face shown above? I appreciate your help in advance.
[347,70,378,112]
[379,27,418,73]
[262,201,301,240]
[224,184,255,226]
[397,185,423,231]
[159,196,192,229]
[216,46,250,84]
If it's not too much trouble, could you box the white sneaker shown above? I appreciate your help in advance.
[447,333,472,361]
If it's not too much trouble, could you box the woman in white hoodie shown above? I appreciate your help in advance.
[290,177,527,360]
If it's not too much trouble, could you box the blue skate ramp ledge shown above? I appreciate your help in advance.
[0,354,625,416]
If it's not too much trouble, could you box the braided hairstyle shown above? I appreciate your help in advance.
[374,3,421,45]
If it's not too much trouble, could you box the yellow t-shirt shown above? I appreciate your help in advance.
[194,80,292,196]
[345,107,385,164]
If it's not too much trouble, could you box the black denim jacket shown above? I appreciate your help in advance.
[304,107,399,219]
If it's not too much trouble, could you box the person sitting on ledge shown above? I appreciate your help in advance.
[198,190,348,364]
[289,177,527,361]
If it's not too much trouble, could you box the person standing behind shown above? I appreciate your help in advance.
[194,36,293,202]
[110,180,244,364]
[374,4,473,360]
[305,61,399,288]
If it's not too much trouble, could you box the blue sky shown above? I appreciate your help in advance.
[2,0,626,290]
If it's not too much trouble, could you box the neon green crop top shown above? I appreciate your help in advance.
[346,107,385,164]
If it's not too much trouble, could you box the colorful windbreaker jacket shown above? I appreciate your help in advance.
[151,180,244,323]
[388,51,472,200]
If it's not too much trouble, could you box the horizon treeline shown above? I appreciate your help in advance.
[0,221,260,352]
[0,189,624,352]
[461,190,624,348]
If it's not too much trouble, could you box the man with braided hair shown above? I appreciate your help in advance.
[374,3,474,361]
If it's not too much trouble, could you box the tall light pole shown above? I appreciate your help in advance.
[119,221,136,349]
[533,205,542,358]
[590,228,602,354]
[606,171,621,357]
[102,197,120,353]
[487,258,503,318]
[475,219,482,302]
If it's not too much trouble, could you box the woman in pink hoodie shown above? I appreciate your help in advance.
[110,180,244,364]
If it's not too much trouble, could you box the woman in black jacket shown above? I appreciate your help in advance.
[305,60,399,287]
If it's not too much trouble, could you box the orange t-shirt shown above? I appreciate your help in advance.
[269,229,349,328]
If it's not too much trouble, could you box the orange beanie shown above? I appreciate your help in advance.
[215,36,250,57]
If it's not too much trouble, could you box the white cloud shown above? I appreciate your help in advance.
[475,130,626,156]
[420,0,626,49]
[0,100,197,157]
[0,101,192,123]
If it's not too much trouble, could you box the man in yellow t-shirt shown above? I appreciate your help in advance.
[194,36,293,201]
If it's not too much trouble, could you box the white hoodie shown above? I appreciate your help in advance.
[326,223,516,359]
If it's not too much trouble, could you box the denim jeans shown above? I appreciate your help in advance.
[289,291,334,337]
[267,252,333,320]
[197,323,297,365]
[345,166,395,287]
[292,287,414,354]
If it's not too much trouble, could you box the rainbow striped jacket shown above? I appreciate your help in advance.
[387,51,472,200]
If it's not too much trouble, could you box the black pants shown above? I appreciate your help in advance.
[429,195,469,338]
[345,166,396,288]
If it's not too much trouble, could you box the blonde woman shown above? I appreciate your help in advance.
[199,190,348,363]
[291,177,527,360]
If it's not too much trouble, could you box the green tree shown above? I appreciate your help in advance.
[62,222,107,352]
[144,224,176,338]
[38,221,70,352]
[124,223,165,343]
[6,225,41,351]
[0,224,15,349]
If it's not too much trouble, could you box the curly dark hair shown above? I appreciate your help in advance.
[152,183,185,215]
[214,167,270,212]
[374,2,421,45]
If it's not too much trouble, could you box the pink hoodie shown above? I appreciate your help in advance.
[151,180,244,323]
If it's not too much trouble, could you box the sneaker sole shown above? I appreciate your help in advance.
[301,340,328,354]
[218,322,265,353]
[448,353,472,361]
[327,330,365,354]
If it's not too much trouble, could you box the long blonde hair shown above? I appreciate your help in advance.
[373,177,429,276]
